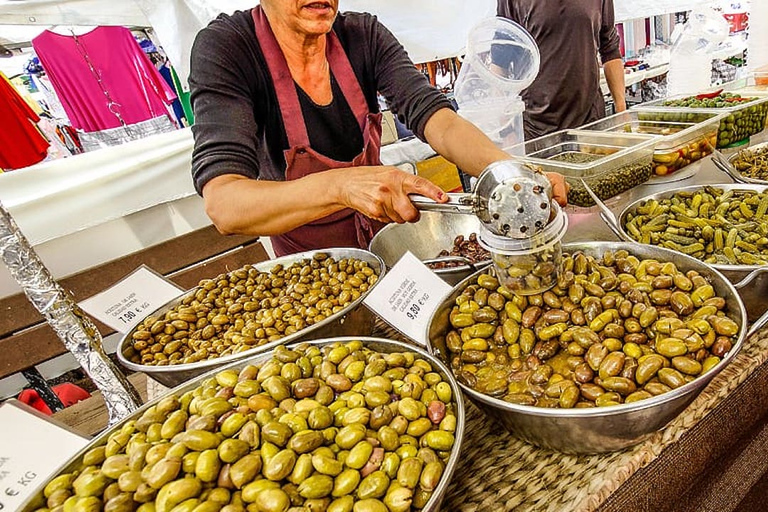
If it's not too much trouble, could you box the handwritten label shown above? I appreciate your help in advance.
[0,401,89,510]
[79,265,184,333]
[364,251,452,345]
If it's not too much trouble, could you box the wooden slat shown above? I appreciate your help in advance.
[0,240,270,379]
[51,373,150,437]
[0,226,257,337]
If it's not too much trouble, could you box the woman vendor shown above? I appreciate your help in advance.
[189,0,567,256]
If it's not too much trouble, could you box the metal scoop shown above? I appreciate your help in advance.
[410,160,553,239]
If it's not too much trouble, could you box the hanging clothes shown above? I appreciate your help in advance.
[32,26,177,133]
[171,66,194,125]
[156,61,186,126]
[0,72,49,170]
[30,73,70,123]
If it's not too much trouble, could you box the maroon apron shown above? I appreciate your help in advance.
[252,7,385,257]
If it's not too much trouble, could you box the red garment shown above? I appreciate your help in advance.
[252,7,385,256]
[17,383,91,415]
[0,75,49,170]
[32,27,176,132]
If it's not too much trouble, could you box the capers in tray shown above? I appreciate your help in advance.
[123,254,379,367]
[445,250,739,408]
[32,340,458,512]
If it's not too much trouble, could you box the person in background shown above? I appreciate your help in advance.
[189,0,568,257]
[496,0,626,140]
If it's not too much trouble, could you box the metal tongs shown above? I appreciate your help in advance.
[410,160,554,239]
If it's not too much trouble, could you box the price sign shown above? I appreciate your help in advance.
[0,401,89,511]
[79,265,184,333]
[364,251,452,345]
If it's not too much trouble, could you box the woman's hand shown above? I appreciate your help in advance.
[331,166,447,224]
[546,172,569,207]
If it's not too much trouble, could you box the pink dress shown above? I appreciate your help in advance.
[32,27,177,132]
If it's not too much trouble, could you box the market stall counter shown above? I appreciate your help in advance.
[47,155,768,511]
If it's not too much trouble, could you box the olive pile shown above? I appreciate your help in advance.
[624,187,768,265]
[652,93,768,147]
[124,254,379,367]
[732,145,768,181]
[491,247,561,296]
[566,161,653,207]
[444,250,740,408]
[33,341,458,512]
[427,234,490,270]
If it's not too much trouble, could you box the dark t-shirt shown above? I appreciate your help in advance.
[497,0,622,139]
[189,9,453,194]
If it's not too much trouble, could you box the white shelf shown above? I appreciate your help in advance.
[600,64,670,95]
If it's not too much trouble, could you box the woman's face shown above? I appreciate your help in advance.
[263,0,339,37]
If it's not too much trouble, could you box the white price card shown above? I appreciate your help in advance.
[79,265,184,333]
[0,400,89,510]
[364,251,452,345]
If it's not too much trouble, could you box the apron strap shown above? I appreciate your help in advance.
[325,31,368,135]
[252,6,368,147]
[252,6,309,147]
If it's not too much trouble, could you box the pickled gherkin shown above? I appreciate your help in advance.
[624,187,768,265]
[29,341,458,512]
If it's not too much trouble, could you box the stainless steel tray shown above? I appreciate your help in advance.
[117,248,385,387]
[22,337,466,512]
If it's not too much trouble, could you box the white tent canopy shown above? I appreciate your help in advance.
[1,0,497,84]
[2,0,716,86]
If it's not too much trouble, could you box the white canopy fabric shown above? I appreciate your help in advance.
[1,0,496,85]
[0,0,720,85]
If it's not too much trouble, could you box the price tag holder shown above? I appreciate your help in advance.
[363,251,452,345]
[79,265,184,333]
[0,400,89,510]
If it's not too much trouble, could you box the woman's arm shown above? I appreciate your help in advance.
[203,166,446,236]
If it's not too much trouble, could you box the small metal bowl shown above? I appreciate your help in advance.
[117,248,385,387]
[369,211,491,285]
[21,337,465,512]
[427,241,753,454]
[724,140,768,184]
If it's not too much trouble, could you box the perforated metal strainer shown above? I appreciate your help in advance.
[410,160,553,239]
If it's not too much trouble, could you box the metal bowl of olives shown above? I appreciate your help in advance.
[117,248,386,387]
[369,212,491,286]
[426,242,756,454]
[605,183,768,321]
[21,337,466,512]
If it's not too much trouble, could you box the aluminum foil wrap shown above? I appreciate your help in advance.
[0,200,141,424]
[78,116,177,152]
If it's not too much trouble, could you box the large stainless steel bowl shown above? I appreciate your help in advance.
[369,211,491,285]
[117,248,385,387]
[427,242,761,454]
[605,183,768,321]
[21,337,466,512]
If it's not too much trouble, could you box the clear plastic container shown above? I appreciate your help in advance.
[478,203,567,295]
[634,92,768,147]
[454,17,539,151]
[505,130,657,207]
[581,110,722,177]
